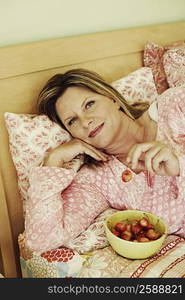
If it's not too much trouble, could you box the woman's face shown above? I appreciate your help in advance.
[56,86,124,149]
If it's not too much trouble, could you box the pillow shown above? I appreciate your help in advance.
[112,67,158,104]
[143,41,185,94]
[4,113,84,215]
[163,47,185,88]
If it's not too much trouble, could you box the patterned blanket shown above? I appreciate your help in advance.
[18,208,185,278]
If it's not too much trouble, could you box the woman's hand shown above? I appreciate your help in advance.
[126,141,180,176]
[44,138,109,167]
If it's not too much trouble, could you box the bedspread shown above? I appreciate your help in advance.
[18,208,185,278]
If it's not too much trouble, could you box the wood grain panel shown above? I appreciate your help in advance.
[0,21,185,79]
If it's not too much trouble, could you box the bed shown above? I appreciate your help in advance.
[0,20,185,278]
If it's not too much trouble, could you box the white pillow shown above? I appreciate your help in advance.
[112,67,158,104]
[4,113,84,215]
[163,47,185,88]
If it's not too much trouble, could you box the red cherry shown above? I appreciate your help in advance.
[121,230,133,241]
[122,170,132,182]
[111,228,120,237]
[114,222,127,233]
[138,231,147,238]
[131,223,142,235]
[125,224,132,232]
[147,223,155,230]
[146,229,161,240]
[139,217,149,228]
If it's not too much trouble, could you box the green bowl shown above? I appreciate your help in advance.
[104,210,167,259]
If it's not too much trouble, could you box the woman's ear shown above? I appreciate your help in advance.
[109,97,121,110]
[113,99,121,110]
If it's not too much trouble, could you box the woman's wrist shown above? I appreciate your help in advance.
[43,152,64,167]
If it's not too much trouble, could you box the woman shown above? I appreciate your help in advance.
[25,69,185,251]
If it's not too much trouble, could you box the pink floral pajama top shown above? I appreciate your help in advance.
[25,87,185,251]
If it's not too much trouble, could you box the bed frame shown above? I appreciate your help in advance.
[0,20,185,278]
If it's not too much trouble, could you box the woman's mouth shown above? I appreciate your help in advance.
[89,123,104,138]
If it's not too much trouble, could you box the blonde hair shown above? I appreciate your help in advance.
[38,68,149,123]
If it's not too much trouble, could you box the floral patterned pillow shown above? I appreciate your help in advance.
[112,67,158,104]
[163,47,185,88]
[143,41,185,94]
[4,113,84,215]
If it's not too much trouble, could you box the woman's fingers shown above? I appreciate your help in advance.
[80,142,110,161]
[152,148,170,175]
[87,151,106,161]
[126,141,180,176]
[144,146,162,174]
[126,142,167,175]
[84,147,107,161]
[127,143,154,170]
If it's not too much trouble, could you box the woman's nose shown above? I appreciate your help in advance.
[80,116,93,128]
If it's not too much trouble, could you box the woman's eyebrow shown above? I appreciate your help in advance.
[81,96,92,108]
[64,96,93,122]
[64,116,73,122]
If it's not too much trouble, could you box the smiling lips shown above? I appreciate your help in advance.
[89,123,104,138]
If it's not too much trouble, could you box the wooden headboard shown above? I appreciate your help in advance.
[0,21,185,278]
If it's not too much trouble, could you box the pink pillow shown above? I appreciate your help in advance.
[112,67,158,104]
[4,113,84,215]
[163,47,185,87]
[143,41,185,94]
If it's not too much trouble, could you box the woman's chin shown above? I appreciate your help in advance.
[94,140,111,151]
[84,133,112,150]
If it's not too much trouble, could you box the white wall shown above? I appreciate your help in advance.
[0,0,185,47]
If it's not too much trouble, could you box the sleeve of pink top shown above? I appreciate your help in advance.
[159,87,185,238]
[25,166,109,252]
[173,149,185,238]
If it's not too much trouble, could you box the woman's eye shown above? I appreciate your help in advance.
[68,117,77,126]
[85,100,95,109]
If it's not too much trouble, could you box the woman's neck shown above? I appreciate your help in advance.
[105,110,157,161]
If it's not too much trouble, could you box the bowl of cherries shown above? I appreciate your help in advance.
[105,210,167,259]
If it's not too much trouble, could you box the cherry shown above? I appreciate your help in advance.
[114,221,127,233]
[132,223,143,235]
[111,228,120,237]
[146,229,161,240]
[122,170,132,182]
[121,230,133,241]
[111,216,162,243]
[139,217,149,228]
